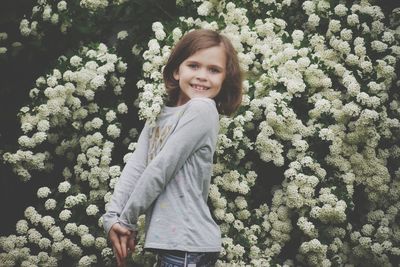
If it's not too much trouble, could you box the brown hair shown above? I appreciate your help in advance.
[163,29,243,116]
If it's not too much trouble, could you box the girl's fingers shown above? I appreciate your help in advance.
[113,246,122,266]
[128,234,136,252]
[110,231,124,265]
[109,223,136,266]
[120,234,128,258]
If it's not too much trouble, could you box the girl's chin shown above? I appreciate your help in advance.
[190,92,208,97]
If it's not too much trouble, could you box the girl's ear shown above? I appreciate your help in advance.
[173,69,179,80]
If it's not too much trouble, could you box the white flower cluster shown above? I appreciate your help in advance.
[3,43,127,181]
[298,239,330,267]
[79,0,108,12]
[19,0,67,37]
[310,187,347,224]
[284,158,326,210]
[132,0,400,265]
[216,111,254,164]
[0,32,7,54]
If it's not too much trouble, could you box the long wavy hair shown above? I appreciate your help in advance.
[163,29,244,116]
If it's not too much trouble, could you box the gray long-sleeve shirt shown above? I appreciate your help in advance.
[102,97,222,252]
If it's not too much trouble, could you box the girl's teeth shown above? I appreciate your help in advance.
[193,85,207,90]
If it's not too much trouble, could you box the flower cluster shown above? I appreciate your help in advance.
[0,43,138,266]
[134,0,399,265]
[19,0,69,37]
[2,43,127,181]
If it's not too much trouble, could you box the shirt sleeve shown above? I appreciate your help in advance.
[102,120,150,236]
[117,98,219,231]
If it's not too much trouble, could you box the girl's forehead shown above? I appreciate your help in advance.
[184,45,226,63]
[189,44,226,56]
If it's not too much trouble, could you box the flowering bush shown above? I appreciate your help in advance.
[1,0,400,266]
[0,43,144,266]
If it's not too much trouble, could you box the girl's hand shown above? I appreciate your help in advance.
[119,232,137,261]
[109,223,134,267]
[127,231,137,253]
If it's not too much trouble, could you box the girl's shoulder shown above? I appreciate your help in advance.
[185,98,219,126]
[186,97,217,113]
[160,97,218,122]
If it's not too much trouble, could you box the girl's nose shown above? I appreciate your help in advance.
[195,68,207,80]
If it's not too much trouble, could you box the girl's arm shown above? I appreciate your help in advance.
[102,120,150,237]
[117,98,219,232]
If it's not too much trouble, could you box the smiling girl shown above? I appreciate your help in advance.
[103,29,243,267]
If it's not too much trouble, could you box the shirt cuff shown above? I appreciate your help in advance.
[117,217,138,232]
[102,213,120,237]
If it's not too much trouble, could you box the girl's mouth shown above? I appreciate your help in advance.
[191,84,209,91]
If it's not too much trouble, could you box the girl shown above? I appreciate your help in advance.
[103,29,243,267]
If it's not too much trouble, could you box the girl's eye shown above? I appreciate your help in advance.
[209,68,220,73]
[188,64,198,69]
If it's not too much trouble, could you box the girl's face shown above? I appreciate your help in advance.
[173,45,227,106]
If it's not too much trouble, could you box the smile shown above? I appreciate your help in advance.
[191,84,209,91]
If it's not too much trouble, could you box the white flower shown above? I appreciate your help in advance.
[117,61,127,73]
[70,56,82,67]
[81,234,95,247]
[131,44,142,56]
[19,19,31,36]
[308,14,320,28]
[105,110,117,122]
[371,21,384,35]
[51,13,59,24]
[95,237,107,249]
[90,75,106,90]
[334,4,348,16]
[224,213,235,223]
[65,223,78,235]
[42,5,52,21]
[197,1,213,16]
[340,28,352,41]
[347,14,359,26]
[40,216,55,230]
[152,21,163,32]
[233,220,244,231]
[80,0,108,11]
[382,31,395,44]
[371,40,388,53]
[107,124,121,139]
[302,1,315,15]
[37,187,51,198]
[78,255,96,266]
[59,209,72,221]
[117,30,128,40]
[58,181,71,193]
[291,30,304,45]
[37,120,50,132]
[0,32,8,40]
[39,238,51,249]
[16,220,29,234]
[49,226,64,241]
[57,1,67,11]
[172,28,182,42]
[86,204,99,216]
[155,29,166,41]
[92,117,103,129]
[28,228,42,244]
[117,103,128,114]
[45,199,57,210]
